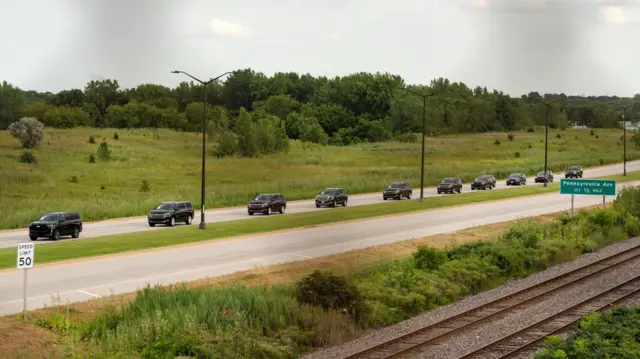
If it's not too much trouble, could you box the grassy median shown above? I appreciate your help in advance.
[0,171,639,269]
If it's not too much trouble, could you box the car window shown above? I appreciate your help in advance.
[254,195,273,201]
[321,189,338,195]
[39,214,58,221]
[177,203,185,210]
[185,202,193,209]
[155,203,174,210]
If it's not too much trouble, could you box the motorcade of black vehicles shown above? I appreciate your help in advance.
[437,177,463,194]
[534,170,554,183]
[506,173,527,186]
[315,188,348,207]
[383,182,413,200]
[247,193,287,215]
[29,212,83,241]
[471,175,496,190]
[565,165,583,178]
[147,201,194,227]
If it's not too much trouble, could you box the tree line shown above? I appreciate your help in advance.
[1,71,639,155]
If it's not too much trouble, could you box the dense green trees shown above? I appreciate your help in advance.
[2,70,639,156]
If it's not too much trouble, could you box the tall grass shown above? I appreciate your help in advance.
[0,127,636,229]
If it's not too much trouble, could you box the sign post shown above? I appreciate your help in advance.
[560,179,617,216]
[16,243,35,321]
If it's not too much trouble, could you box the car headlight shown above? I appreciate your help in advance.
[262,203,268,207]
[164,213,171,217]
[47,224,54,228]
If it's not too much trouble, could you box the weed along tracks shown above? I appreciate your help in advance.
[342,242,640,359]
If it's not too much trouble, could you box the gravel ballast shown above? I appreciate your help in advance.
[299,236,640,359]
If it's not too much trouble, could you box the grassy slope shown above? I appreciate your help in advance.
[1,170,638,269]
[0,127,636,230]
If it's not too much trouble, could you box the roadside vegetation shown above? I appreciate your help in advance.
[1,126,638,230]
[534,307,640,358]
[18,185,640,358]
[1,170,639,269]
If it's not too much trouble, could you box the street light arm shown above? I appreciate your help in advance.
[206,71,232,84]
[170,70,204,84]
[400,86,430,98]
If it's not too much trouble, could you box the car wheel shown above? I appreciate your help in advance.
[149,222,155,227]
[51,229,60,241]
[457,187,462,193]
[315,204,320,208]
[264,207,272,215]
[437,190,441,194]
[248,211,254,216]
[407,192,412,199]
[185,215,192,225]
[168,217,175,227]
[383,196,387,200]
[29,235,37,241]
[332,200,337,207]
[279,205,285,214]
[343,199,347,207]
[71,226,79,239]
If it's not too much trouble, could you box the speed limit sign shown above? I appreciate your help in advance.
[17,243,35,269]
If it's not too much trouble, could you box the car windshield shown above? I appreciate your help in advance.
[568,166,579,170]
[155,203,175,210]
[537,172,546,176]
[254,195,273,201]
[443,178,457,183]
[321,189,339,195]
[509,174,522,178]
[388,183,404,188]
[38,214,58,221]
[475,176,490,181]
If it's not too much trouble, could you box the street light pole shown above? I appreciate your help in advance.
[401,87,431,202]
[537,99,557,188]
[619,103,635,176]
[171,70,231,229]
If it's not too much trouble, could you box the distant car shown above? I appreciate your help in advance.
[148,201,194,227]
[29,212,83,241]
[565,166,583,178]
[471,175,496,190]
[383,182,413,200]
[535,171,554,183]
[315,188,348,208]
[437,178,463,194]
[506,173,527,186]
[248,193,287,215]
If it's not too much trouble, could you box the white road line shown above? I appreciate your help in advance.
[288,253,313,259]
[77,289,101,298]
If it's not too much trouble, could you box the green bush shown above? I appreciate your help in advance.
[139,180,150,192]
[97,141,111,161]
[89,153,96,163]
[507,133,515,141]
[8,117,45,149]
[19,151,37,164]
[494,139,501,145]
[413,246,448,271]
[395,133,419,143]
[89,135,95,144]
[296,270,364,322]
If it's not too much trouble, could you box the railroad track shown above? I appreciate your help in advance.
[459,275,640,359]
[343,243,640,359]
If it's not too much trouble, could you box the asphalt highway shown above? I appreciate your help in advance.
[0,160,639,249]
[1,179,639,315]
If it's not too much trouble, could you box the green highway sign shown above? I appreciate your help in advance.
[560,178,617,196]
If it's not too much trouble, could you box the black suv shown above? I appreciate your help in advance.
[437,178,463,194]
[29,212,83,241]
[471,175,496,190]
[535,170,554,183]
[383,182,413,200]
[248,194,287,215]
[506,173,526,186]
[565,166,583,178]
[315,188,348,207]
[148,201,194,227]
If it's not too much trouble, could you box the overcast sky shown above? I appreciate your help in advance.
[0,0,638,96]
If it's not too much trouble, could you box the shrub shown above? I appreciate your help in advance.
[19,151,37,164]
[413,246,448,271]
[514,152,521,158]
[100,185,106,190]
[89,153,96,163]
[296,270,363,321]
[215,131,238,158]
[396,133,419,143]
[599,158,604,165]
[89,136,95,144]
[556,133,561,139]
[527,127,535,132]
[507,133,514,141]
[528,144,532,149]
[69,176,79,183]
[139,180,150,192]
[97,141,111,161]
[113,132,119,140]
[8,117,45,149]
[590,129,595,136]
[493,139,501,145]
[595,134,599,139]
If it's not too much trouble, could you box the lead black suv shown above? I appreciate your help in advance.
[437,178,463,194]
[315,188,348,207]
[29,212,83,241]
[248,194,287,215]
[148,201,194,227]
[535,170,554,183]
[383,182,412,200]
[506,173,526,186]
[471,175,496,190]
[565,166,583,178]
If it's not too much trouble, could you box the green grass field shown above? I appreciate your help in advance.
[0,170,638,269]
[0,126,636,230]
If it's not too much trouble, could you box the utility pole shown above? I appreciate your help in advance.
[171,70,231,229]
[401,86,432,202]
[619,103,636,176]
[536,98,557,188]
